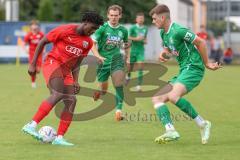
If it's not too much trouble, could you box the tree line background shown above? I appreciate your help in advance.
[0,0,157,24]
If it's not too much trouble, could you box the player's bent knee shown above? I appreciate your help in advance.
[152,96,162,104]
[52,92,64,101]
[152,94,168,104]
[168,94,179,104]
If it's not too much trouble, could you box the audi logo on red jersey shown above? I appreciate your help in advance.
[65,45,83,56]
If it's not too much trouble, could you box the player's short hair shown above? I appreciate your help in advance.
[107,5,122,14]
[149,4,170,17]
[29,20,39,26]
[81,11,104,26]
[136,12,144,17]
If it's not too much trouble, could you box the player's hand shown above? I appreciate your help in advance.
[205,62,222,70]
[28,63,36,76]
[73,82,80,94]
[97,56,106,64]
[159,52,170,62]
[122,42,131,49]
[144,39,147,44]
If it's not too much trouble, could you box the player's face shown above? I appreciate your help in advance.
[30,24,40,34]
[136,16,144,25]
[107,9,122,26]
[152,13,164,29]
[83,23,100,36]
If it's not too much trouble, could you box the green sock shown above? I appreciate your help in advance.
[115,86,124,110]
[175,98,198,119]
[155,104,173,126]
[138,69,143,85]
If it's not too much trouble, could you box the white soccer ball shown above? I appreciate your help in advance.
[38,126,57,143]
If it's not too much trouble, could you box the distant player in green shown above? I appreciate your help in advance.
[149,4,221,144]
[126,12,148,92]
[91,5,130,121]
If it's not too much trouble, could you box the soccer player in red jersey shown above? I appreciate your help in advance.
[22,12,104,146]
[196,25,208,41]
[24,20,44,88]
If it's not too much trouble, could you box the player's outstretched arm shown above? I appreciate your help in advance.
[91,42,106,63]
[129,36,144,41]
[124,45,130,63]
[193,36,221,71]
[28,36,50,76]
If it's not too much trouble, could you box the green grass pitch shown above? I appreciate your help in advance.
[0,64,239,160]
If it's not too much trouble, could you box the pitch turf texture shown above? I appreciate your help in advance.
[0,64,239,160]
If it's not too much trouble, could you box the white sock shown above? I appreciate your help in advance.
[194,115,206,128]
[165,123,175,131]
[28,120,37,128]
[57,135,63,139]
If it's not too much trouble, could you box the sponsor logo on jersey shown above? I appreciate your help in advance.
[184,32,193,41]
[104,35,122,51]
[65,45,83,56]
[106,35,121,45]
[31,39,40,44]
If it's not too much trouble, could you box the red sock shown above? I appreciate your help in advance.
[32,101,53,123]
[31,75,36,83]
[57,111,73,136]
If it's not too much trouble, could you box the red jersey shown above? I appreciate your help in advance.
[46,24,93,70]
[24,31,44,55]
[197,32,208,41]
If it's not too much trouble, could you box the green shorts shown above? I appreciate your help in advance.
[130,51,144,63]
[170,66,205,92]
[97,55,124,82]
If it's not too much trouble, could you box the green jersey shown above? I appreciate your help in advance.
[160,22,204,70]
[92,22,128,62]
[129,24,148,53]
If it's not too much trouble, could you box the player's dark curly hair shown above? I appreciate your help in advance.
[81,11,104,26]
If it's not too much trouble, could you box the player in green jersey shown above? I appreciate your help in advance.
[149,4,221,144]
[91,5,130,121]
[125,12,148,92]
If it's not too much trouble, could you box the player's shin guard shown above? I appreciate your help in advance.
[115,86,124,110]
[57,111,73,136]
[32,101,53,123]
[175,98,198,119]
[154,103,173,126]
[138,69,143,85]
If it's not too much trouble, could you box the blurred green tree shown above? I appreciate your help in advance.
[37,0,54,21]
[18,0,156,24]
[0,6,4,21]
[208,20,240,36]
[19,0,40,21]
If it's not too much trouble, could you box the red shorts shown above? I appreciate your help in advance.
[29,54,42,72]
[42,57,74,85]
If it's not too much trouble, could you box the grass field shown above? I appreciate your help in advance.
[0,64,239,160]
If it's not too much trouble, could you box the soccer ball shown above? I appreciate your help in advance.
[38,126,57,143]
